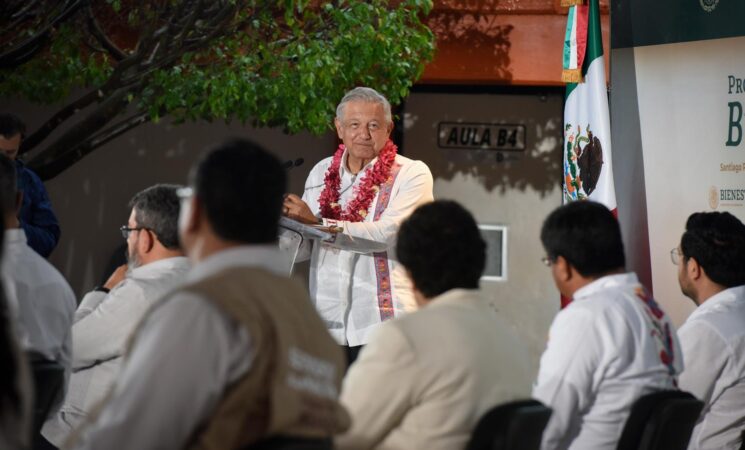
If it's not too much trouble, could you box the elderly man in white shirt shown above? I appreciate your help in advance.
[283,87,433,363]
[674,211,745,450]
[0,153,75,384]
[533,201,683,450]
[41,184,190,447]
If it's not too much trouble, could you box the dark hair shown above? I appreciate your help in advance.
[396,200,486,298]
[129,184,182,250]
[0,154,17,210]
[681,212,745,288]
[0,113,26,139]
[0,190,22,417]
[540,201,625,277]
[190,139,285,244]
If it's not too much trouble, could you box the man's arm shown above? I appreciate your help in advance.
[71,281,152,370]
[532,308,601,450]
[335,323,417,449]
[17,166,60,257]
[331,161,433,249]
[72,294,252,450]
[677,320,727,407]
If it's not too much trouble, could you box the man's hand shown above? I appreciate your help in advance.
[283,194,320,225]
[103,264,128,290]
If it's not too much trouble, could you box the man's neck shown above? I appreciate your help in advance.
[3,215,19,229]
[694,281,727,306]
[138,248,185,267]
[345,155,372,175]
[565,267,625,298]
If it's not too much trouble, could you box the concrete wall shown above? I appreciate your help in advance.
[403,89,563,374]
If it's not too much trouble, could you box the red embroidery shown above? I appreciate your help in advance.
[372,162,403,321]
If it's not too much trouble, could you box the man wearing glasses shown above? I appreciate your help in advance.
[533,201,682,450]
[41,184,189,448]
[673,212,745,450]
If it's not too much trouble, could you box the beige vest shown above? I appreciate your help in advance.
[154,267,349,450]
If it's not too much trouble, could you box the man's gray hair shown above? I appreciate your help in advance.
[128,184,183,250]
[335,87,392,125]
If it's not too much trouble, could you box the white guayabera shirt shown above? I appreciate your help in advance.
[295,150,433,346]
[678,285,745,450]
[533,273,683,450]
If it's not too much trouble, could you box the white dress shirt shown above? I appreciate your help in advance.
[72,246,287,450]
[41,256,190,446]
[1,228,75,371]
[298,151,433,346]
[678,285,745,450]
[337,289,532,450]
[533,273,683,450]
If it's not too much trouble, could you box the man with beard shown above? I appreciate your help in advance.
[41,184,189,448]
[674,212,745,450]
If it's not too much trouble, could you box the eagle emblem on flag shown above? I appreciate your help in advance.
[564,123,604,202]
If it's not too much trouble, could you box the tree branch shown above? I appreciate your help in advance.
[87,3,127,61]
[29,109,150,181]
[0,0,87,69]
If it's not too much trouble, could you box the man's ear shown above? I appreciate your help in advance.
[554,255,572,283]
[185,196,202,233]
[686,256,703,281]
[334,117,344,140]
[139,228,156,254]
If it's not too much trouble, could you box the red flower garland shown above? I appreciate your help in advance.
[318,140,398,222]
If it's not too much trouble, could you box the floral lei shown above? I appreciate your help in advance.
[318,139,397,222]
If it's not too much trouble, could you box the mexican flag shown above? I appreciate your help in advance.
[560,0,616,308]
[562,0,616,214]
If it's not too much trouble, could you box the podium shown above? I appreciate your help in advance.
[277,216,387,275]
[278,217,332,275]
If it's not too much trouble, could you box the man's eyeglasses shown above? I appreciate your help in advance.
[670,247,682,265]
[541,256,553,267]
[120,225,146,239]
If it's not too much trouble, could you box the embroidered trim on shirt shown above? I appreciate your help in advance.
[372,162,403,322]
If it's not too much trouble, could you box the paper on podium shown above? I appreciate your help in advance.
[279,216,333,241]
[278,216,388,254]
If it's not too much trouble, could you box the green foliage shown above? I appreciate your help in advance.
[1,0,434,136]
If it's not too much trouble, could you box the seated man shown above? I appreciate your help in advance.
[0,113,60,257]
[41,184,190,447]
[533,201,682,450]
[0,154,74,378]
[72,139,349,449]
[675,212,745,450]
[336,200,532,450]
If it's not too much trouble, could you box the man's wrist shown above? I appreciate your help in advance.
[93,286,110,294]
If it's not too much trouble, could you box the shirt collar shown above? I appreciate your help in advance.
[129,256,190,279]
[340,148,378,178]
[689,284,745,318]
[423,288,486,308]
[3,228,27,246]
[185,245,286,284]
[573,272,640,301]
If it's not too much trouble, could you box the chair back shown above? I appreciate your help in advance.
[616,390,703,450]
[28,355,65,436]
[466,399,552,450]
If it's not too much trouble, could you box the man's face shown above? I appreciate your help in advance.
[125,209,143,269]
[0,133,21,160]
[677,248,698,304]
[334,100,392,164]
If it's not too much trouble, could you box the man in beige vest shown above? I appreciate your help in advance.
[72,139,349,450]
